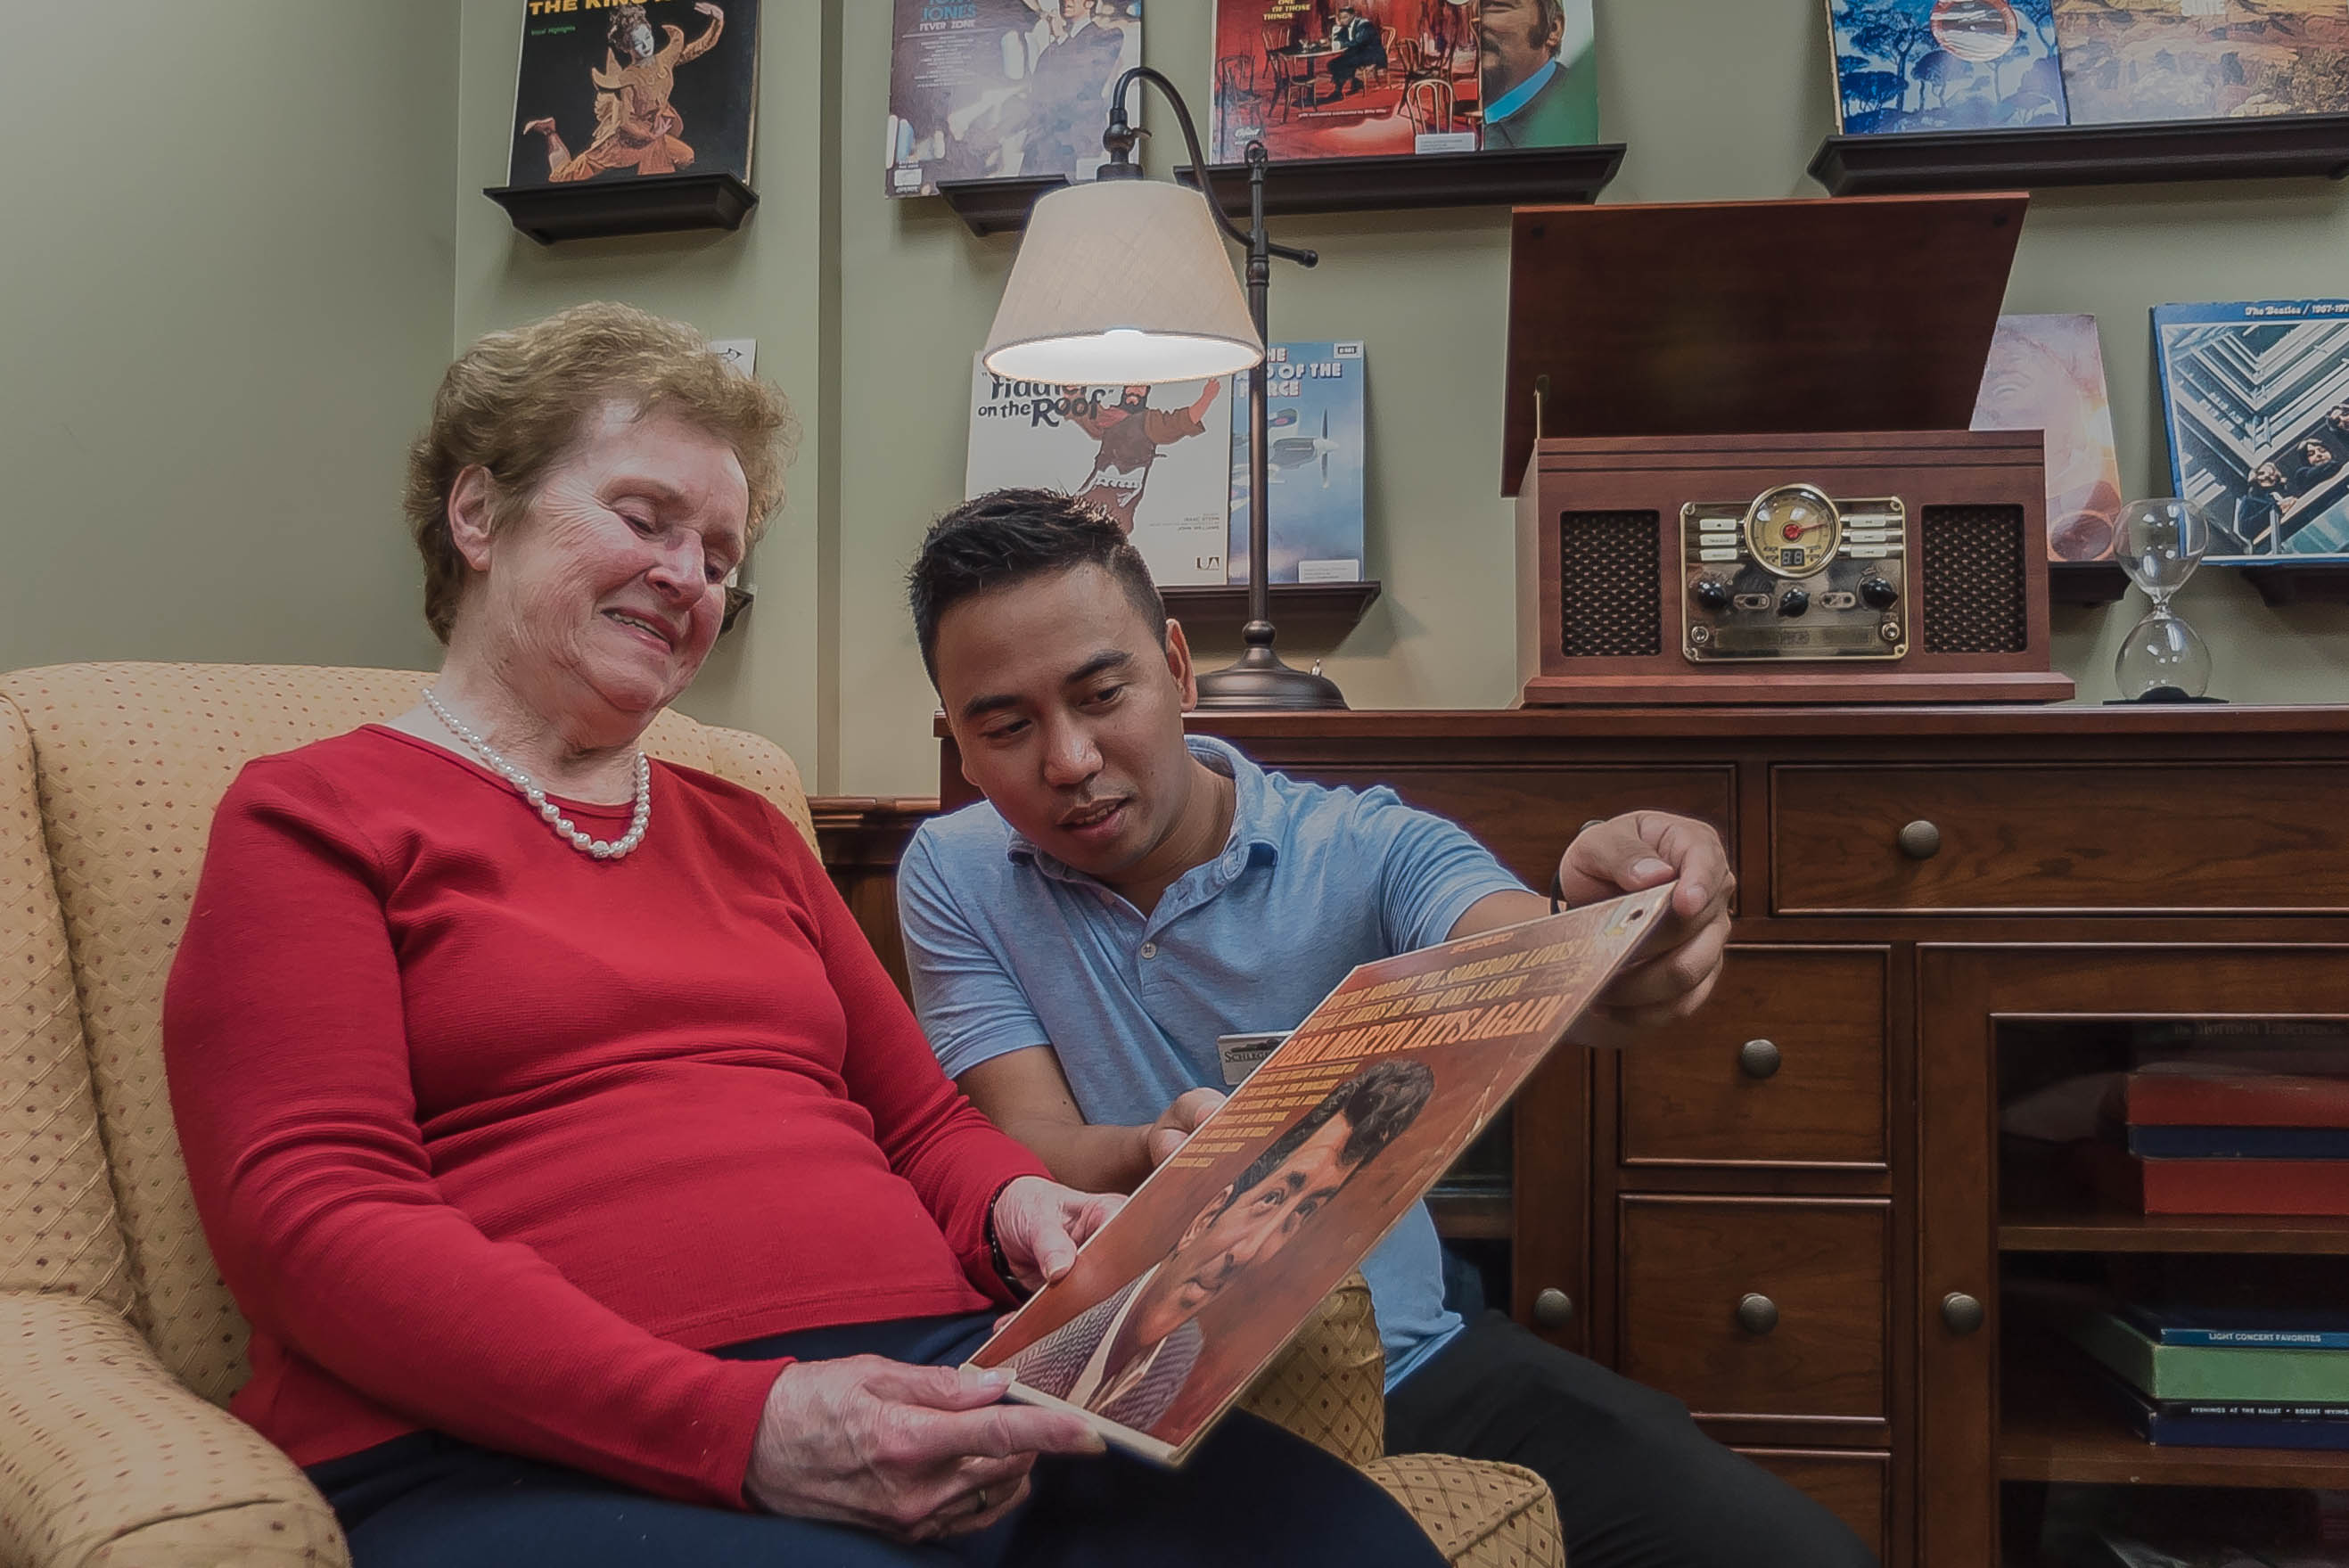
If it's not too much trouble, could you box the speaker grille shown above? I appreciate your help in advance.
[1920,505,2027,655]
[1557,511,1662,659]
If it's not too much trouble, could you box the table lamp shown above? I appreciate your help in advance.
[980,67,1346,710]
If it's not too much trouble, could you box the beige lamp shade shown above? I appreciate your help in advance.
[981,179,1265,385]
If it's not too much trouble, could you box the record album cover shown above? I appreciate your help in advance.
[1828,0,2070,133]
[886,0,1142,198]
[965,358,1233,586]
[1208,0,1597,164]
[1972,314,2124,562]
[967,890,1673,1465]
[2155,300,2349,562]
[1228,342,1368,585]
[509,0,759,188]
[2053,0,2349,124]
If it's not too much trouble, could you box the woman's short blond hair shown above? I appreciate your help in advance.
[404,302,797,642]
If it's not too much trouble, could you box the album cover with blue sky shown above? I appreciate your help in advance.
[1829,0,2070,132]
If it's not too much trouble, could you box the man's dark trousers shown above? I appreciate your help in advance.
[1385,1312,1880,1568]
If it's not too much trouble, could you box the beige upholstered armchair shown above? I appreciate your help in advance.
[0,663,1560,1568]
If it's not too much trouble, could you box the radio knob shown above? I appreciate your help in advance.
[1693,578,1731,611]
[1860,576,1900,610]
[1778,588,1811,618]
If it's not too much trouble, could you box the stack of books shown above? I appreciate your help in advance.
[2081,1066,2349,1217]
[2067,1305,2349,1451]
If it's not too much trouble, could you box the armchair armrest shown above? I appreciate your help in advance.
[1236,1270,1384,1468]
[0,1291,346,1568]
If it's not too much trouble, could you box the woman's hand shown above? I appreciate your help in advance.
[745,1358,1104,1539]
[989,1175,1123,1293]
[1144,1088,1228,1168]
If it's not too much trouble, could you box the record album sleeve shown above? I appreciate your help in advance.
[965,357,1233,587]
[2054,0,2349,125]
[508,0,760,188]
[886,0,1142,198]
[967,889,1672,1465]
[1227,341,1368,585]
[1972,314,2123,562]
[1828,0,2069,134]
[2154,300,2349,563]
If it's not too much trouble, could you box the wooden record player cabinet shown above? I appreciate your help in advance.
[911,704,2349,1565]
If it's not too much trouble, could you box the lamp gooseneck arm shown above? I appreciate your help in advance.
[1102,67,1318,269]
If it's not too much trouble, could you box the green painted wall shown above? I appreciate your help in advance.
[12,1,2343,789]
[0,1,460,677]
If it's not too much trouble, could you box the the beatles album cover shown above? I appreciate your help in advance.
[1227,342,1368,585]
[1208,0,1597,164]
[2155,300,2349,562]
[1972,315,2124,562]
[1828,0,2070,133]
[509,0,759,188]
[2053,0,2349,124]
[965,358,1233,586]
[968,889,1672,1465]
[886,0,1143,198]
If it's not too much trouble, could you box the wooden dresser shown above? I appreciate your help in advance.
[837,705,2349,1567]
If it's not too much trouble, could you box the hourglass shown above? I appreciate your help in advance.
[2113,498,2215,702]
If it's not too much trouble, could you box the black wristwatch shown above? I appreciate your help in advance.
[984,1179,1034,1301]
[1548,866,1570,915]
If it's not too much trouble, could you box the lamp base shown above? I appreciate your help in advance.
[1192,637,1349,711]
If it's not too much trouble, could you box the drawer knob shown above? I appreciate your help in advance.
[1533,1288,1576,1330]
[1897,820,1942,860]
[1738,1038,1782,1080]
[1941,1292,1986,1335]
[1736,1293,1779,1335]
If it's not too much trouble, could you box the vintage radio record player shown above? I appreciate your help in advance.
[1503,193,2074,706]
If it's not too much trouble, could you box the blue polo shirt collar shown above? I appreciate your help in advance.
[1486,55,1558,124]
[1003,736,1281,907]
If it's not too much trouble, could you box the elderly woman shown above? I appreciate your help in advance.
[163,304,1446,1568]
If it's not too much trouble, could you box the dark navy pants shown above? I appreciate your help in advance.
[309,1312,1449,1568]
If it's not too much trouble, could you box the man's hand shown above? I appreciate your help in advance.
[694,2,722,16]
[745,1358,1103,1539]
[1144,1087,1228,1167]
[1556,812,1734,1042]
[990,1174,1124,1292]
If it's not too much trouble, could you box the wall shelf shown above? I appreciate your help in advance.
[937,144,1624,238]
[483,173,757,245]
[2050,562,2129,607]
[1810,114,2349,197]
[1161,579,1382,645]
[2241,561,2349,607]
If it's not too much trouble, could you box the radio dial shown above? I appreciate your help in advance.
[1778,588,1811,618]
[1860,576,1901,610]
[1693,578,1731,611]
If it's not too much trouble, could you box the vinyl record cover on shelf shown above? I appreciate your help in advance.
[2053,0,2349,125]
[1208,0,1598,163]
[885,0,1141,198]
[1973,313,2123,561]
[508,0,758,188]
[2154,300,2349,562]
[965,357,1232,587]
[1827,0,2070,133]
[1226,341,1368,586]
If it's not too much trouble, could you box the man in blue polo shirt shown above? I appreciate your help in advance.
[898,491,1876,1568]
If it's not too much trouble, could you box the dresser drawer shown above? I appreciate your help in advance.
[1620,947,1886,1170]
[1737,1449,1889,1563]
[1771,763,2349,914]
[1618,1197,1888,1423]
[1284,766,1737,908]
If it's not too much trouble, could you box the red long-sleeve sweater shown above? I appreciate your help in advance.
[162,726,1047,1509]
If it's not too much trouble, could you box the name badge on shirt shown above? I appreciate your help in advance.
[1215,1032,1288,1088]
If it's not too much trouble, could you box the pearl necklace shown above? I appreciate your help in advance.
[423,688,651,861]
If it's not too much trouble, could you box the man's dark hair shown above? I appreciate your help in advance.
[1222,1059,1436,1211]
[908,488,1168,685]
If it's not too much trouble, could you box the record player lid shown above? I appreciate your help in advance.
[1501,193,2027,495]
